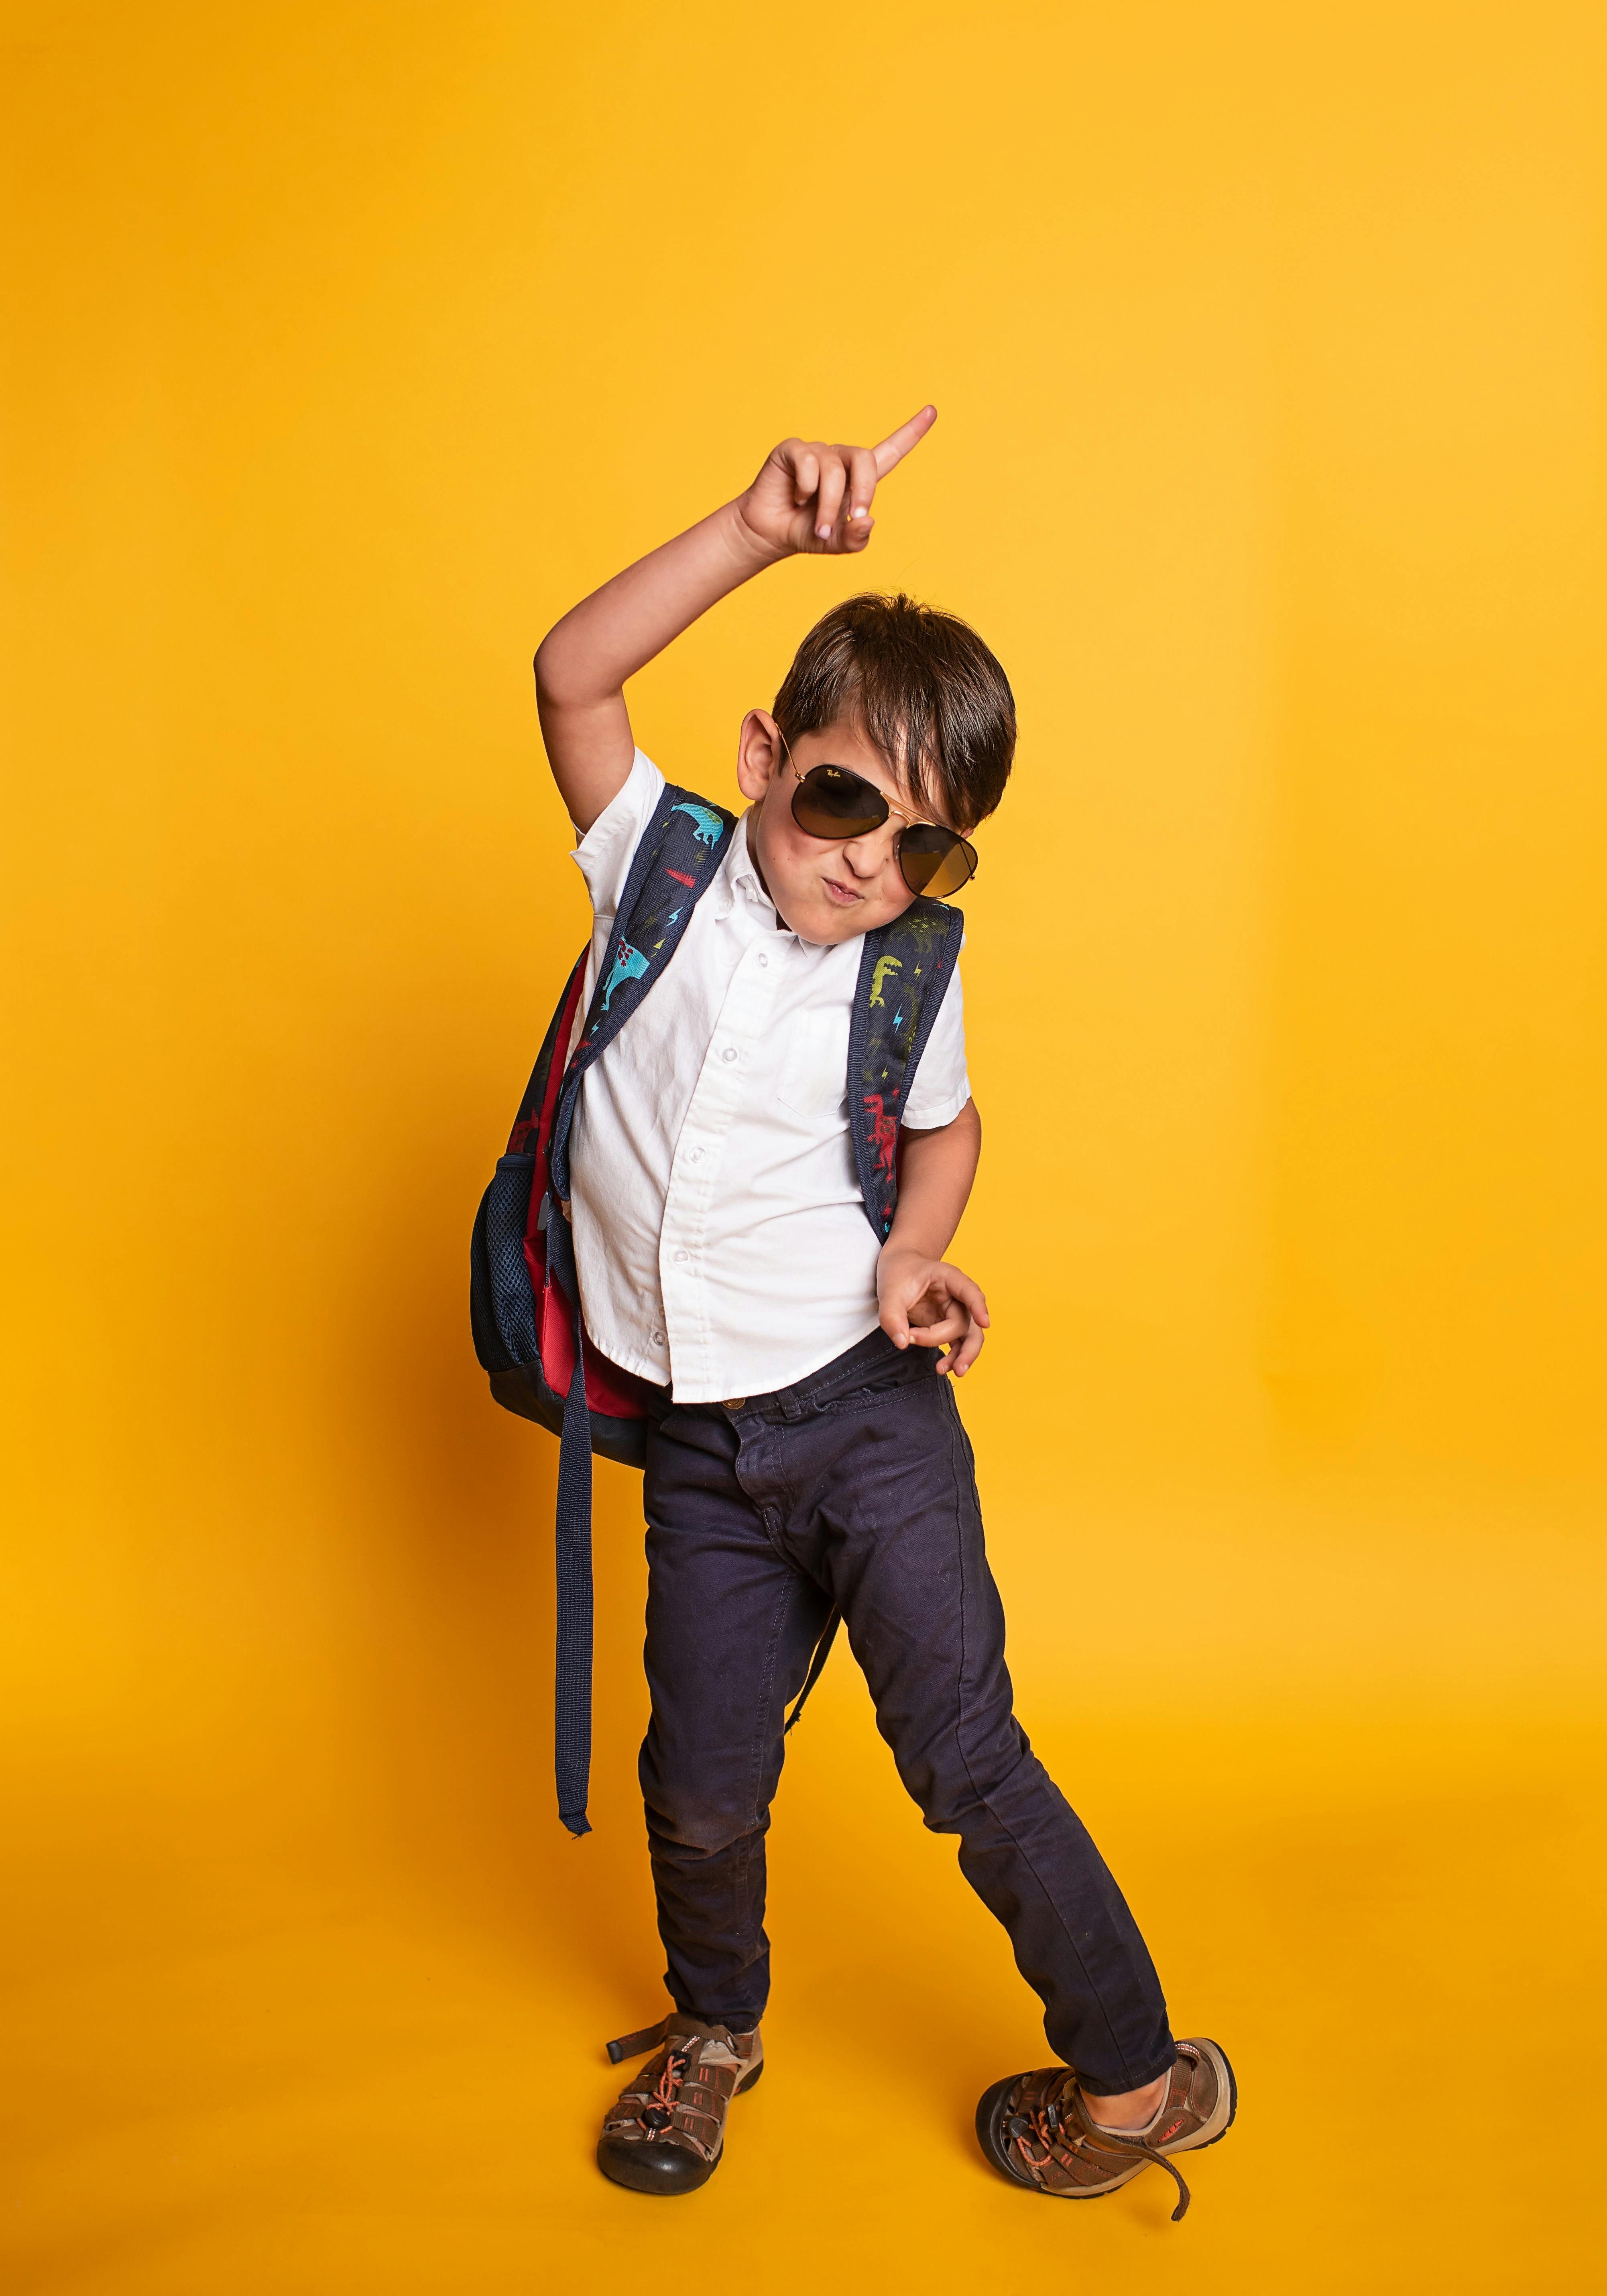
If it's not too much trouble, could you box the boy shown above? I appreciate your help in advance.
[532,408,1234,2217]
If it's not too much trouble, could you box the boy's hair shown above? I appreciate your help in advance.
[771,592,1015,834]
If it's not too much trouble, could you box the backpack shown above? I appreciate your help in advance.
[470,779,965,1834]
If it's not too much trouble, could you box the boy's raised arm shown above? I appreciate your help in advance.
[533,409,937,833]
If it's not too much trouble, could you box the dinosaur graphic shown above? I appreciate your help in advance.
[600,938,650,1011]
[862,1090,900,1176]
[663,866,696,889]
[669,803,724,848]
[869,954,903,1008]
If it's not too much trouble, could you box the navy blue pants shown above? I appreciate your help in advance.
[639,1327,1175,2095]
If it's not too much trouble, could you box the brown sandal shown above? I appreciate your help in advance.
[598,2014,764,2195]
[975,2037,1236,2221]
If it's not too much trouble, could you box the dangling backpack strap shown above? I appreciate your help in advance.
[544,784,734,1835]
[542,1199,598,1832]
[783,1606,842,1735]
[847,897,967,1240]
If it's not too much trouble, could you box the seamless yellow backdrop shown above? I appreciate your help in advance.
[3,3,1604,2289]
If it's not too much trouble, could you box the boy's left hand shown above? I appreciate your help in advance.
[877,1246,990,1378]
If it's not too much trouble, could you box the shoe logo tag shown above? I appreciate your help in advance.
[1162,2118,1186,2141]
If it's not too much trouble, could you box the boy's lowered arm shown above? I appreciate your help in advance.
[877,1097,990,1378]
[533,409,937,833]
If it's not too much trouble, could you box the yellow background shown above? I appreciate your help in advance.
[4,3,1604,2287]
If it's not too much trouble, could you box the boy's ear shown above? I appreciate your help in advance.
[736,709,784,804]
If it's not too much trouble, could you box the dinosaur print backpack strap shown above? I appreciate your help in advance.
[847,897,967,1239]
[547,783,735,1205]
[468,780,734,1433]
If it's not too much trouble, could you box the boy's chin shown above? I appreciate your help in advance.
[773,877,913,946]
[781,892,889,946]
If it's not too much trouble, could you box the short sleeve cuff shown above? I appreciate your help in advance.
[571,749,665,922]
[901,1074,972,1132]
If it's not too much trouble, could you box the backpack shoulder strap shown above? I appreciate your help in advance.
[502,951,587,1163]
[848,898,966,1240]
[547,783,735,1203]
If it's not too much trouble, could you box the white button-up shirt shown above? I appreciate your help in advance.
[567,751,971,1402]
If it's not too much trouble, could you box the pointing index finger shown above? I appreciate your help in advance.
[871,403,938,478]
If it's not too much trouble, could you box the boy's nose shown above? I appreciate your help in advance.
[841,826,897,877]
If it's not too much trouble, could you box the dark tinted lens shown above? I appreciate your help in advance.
[898,824,978,899]
[790,763,889,839]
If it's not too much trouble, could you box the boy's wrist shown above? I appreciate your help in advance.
[724,494,796,572]
[879,1235,946,1275]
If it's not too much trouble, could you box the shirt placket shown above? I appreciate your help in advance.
[659,906,781,1396]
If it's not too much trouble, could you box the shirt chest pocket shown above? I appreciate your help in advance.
[775,1005,851,1124]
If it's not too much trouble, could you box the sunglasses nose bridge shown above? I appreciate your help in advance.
[841,814,900,861]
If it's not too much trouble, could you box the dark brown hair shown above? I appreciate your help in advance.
[771,592,1015,833]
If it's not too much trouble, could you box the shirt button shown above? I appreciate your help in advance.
[722,1047,738,1064]
[673,1250,689,1263]
[688,1147,704,1163]
[758,954,769,968]
[651,1330,665,1344]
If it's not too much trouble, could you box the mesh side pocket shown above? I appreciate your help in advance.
[470,1153,539,1372]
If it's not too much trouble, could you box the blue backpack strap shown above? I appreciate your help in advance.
[545,782,733,1836]
[543,1198,598,1834]
[548,785,734,1206]
[847,899,966,1239]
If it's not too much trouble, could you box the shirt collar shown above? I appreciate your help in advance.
[722,811,778,923]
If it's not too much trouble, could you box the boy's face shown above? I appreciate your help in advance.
[736,710,958,946]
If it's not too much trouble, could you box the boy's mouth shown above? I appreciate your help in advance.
[820,873,862,907]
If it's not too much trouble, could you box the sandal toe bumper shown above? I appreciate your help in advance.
[597,2131,718,2195]
[974,2075,1043,2190]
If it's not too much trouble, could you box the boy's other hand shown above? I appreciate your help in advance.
[877,1243,990,1378]
[735,407,937,560]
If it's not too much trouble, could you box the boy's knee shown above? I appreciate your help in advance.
[640,1735,774,1857]
[644,1794,764,1860]
[897,1716,1035,1836]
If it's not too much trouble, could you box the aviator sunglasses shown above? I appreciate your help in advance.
[781,739,979,900]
